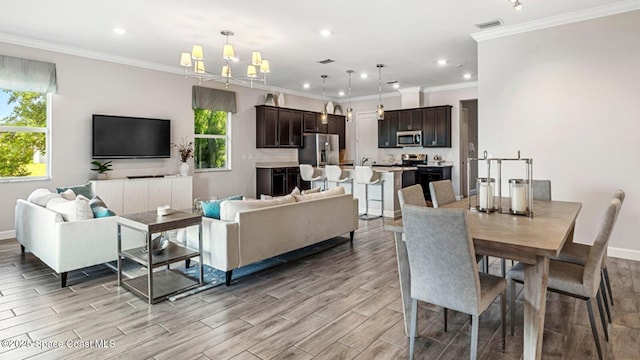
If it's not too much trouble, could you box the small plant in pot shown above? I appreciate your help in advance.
[91,160,113,180]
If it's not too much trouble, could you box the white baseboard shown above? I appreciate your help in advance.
[608,246,640,262]
[0,230,16,240]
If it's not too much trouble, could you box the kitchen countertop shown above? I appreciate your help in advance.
[255,162,299,168]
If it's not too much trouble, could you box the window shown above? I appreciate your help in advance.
[194,109,230,170]
[0,89,50,180]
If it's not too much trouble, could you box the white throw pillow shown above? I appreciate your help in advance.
[46,195,94,221]
[60,189,76,200]
[294,186,346,202]
[27,188,61,207]
[220,195,296,222]
[301,187,321,195]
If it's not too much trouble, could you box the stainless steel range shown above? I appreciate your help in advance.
[401,153,428,166]
[401,153,450,201]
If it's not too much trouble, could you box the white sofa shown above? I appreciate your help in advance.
[15,198,142,287]
[187,189,359,285]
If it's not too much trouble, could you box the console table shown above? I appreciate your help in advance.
[117,210,203,304]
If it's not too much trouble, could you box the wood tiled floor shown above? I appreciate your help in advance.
[1,219,639,359]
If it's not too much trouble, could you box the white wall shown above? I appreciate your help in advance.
[477,10,640,257]
[0,41,323,235]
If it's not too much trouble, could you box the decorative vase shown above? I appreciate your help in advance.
[277,93,285,107]
[264,93,276,106]
[96,173,107,180]
[179,162,189,176]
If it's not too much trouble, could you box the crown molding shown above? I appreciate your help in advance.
[471,0,640,42]
[422,82,478,93]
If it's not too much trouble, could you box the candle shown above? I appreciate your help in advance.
[478,182,494,210]
[511,186,527,212]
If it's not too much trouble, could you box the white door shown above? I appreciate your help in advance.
[356,111,378,165]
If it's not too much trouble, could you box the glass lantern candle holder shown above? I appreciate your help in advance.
[476,177,496,212]
[509,179,529,215]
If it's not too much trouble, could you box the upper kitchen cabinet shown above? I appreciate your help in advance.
[256,105,279,147]
[398,109,423,131]
[327,114,346,149]
[422,106,452,148]
[303,111,319,132]
[378,111,399,148]
[256,105,303,148]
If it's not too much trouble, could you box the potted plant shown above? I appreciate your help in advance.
[91,160,113,180]
[172,138,194,176]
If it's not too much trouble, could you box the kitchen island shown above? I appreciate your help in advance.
[311,165,417,218]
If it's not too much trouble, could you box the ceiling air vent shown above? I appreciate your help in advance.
[475,19,503,30]
[317,59,335,64]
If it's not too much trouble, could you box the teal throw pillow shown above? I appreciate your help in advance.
[57,183,94,199]
[89,195,116,218]
[201,195,243,219]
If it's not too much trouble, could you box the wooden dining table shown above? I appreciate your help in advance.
[384,198,582,360]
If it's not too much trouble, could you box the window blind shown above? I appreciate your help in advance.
[0,55,58,93]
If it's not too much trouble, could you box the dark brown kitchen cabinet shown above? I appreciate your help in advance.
[398,109,422,131]
[256,106,302,148]
[378,111,399,148]
[422,105,452,148]
[256,166,309,197]
[278,109,303,147]
[327,114,346,149]
[303,112,319,132]
[256,106,279,147]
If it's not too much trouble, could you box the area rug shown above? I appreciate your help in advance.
[110,236,351,301]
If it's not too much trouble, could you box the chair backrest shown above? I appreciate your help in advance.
[354,166,376,184]
[398,184,426,208]
[299,164,316,181]
[429,180,456,208]
[325,165,344,182]
[582,198,622,296]
[402,204,481,314]
[532,180,551,201]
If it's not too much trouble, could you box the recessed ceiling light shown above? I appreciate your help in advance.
[360,73,368,79]
[113,27,126,35]
[320,29,332,37]
[339,91,345,97]
[303,83,310,89]
[437,59,447,66]
[464,73,472,79]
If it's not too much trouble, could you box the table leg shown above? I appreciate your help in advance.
[393,231,412,337]
[117,224,122,286]
[147,231,153,305]
[522,256,550,360]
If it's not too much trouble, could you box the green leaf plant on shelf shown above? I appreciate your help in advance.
[91,160,113,180]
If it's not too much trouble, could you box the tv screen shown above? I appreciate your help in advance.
[92,115,171,159]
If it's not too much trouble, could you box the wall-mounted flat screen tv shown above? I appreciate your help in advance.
[92,115,171,159]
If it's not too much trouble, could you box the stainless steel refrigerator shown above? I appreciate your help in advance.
[298,134,339,166]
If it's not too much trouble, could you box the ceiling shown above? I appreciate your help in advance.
[0,0,622,100]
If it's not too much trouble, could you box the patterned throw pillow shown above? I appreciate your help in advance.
[201,195,243,219]
[89,195,116,218]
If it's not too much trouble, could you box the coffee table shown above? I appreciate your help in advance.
[117,210,204,304]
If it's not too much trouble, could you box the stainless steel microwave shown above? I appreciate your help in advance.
[397,130,422,147]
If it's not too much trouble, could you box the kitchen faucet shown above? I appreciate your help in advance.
[361,157,369,165]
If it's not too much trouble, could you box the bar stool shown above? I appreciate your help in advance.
[355,166,384,219]
[325,165,352,193]
[299,164,325,190]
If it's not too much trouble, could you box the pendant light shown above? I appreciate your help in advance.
[320,75,328,125]
[346,69,354,122]
[376,64,385,121]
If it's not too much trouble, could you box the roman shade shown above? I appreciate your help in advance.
[0,55,58,93]
[192,86,237,113]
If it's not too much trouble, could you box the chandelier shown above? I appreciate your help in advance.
[179,30,271,88]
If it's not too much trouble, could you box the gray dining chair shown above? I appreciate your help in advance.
[507,197,622,360]
[531,179,552,201]
[402,204,506,360]
[553,189,625,321]
[398,184,426,208]
[429,179,456,208]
